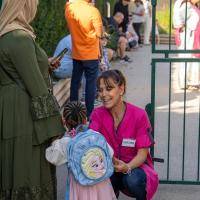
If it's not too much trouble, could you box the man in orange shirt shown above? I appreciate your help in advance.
[65,0,103,118]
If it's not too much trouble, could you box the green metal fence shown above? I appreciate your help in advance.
[151,58,200,184]
[151,0,200,185]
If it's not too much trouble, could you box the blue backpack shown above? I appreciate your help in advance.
[67,127,114,186]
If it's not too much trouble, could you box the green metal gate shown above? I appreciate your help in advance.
[151,0,200,184]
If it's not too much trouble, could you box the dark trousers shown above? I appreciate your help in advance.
[70,59,99,118]
[111,168,147,200]
[133,23,143,44]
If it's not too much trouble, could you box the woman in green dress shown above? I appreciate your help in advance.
[0,0,65,199]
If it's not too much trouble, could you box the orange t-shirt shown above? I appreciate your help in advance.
[65,0,103,60]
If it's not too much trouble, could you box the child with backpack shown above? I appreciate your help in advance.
[46,101,116,200]
[99,32,112,72]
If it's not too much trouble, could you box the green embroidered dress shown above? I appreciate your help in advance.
[0,30,65,200]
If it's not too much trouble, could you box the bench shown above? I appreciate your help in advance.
[53,78,71,108]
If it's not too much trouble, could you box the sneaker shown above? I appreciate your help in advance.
[120,55,132,63]
[188,85,200,91]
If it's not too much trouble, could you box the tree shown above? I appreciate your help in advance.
[32,0,67,55]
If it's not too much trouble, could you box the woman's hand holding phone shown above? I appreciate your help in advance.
[48,57,60,72]
[48,48,68,72]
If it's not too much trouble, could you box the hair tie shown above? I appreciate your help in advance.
[68,128,77,137]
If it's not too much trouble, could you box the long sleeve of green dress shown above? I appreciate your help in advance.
[0,30,65,199]
[0,30,65,144]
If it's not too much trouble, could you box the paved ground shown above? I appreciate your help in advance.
[57,45,200,200]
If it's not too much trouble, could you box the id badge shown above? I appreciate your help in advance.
[122,139,136,147]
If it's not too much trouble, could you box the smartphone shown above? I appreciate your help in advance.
[51,48,68,64]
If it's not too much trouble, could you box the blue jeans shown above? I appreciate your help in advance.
[70,59,99,118]
[81,67,102,100]
[111,168,147,200]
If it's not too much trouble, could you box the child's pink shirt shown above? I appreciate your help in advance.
[89,102,159,200]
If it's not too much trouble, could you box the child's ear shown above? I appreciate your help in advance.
[82,119,87,124]
[65,119,73,129]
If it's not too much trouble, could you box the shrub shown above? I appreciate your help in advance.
[32,0,68,56]
[156,7,174,34]
[96,0,116,15]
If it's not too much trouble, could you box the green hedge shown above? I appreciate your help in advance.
[96,0,116,16]
[32,0,117,55]
[32,0,67,56]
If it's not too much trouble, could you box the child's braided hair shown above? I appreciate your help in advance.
[63,101,87,130]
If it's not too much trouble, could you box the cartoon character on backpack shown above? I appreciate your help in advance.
[81,147,106,179]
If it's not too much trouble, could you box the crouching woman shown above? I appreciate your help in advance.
[89,70,158,200]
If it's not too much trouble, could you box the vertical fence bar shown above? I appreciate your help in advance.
[182,62,187,181]
[167,61,172,180]
[184,1,188,51]
[168,0,172,50]
[151,0,157,52]
[150,60,156,158]
[198,98,200,181]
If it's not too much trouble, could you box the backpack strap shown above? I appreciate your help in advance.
[65,170,70,200]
